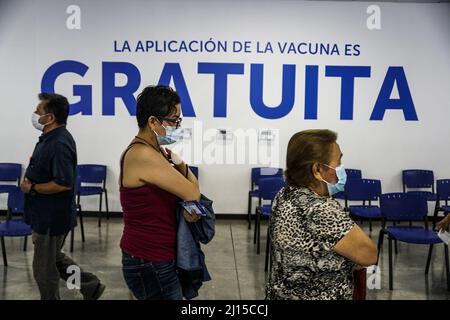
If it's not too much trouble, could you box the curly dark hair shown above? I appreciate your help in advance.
[136,85,180,129]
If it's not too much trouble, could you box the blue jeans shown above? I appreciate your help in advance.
[122,251,182,300]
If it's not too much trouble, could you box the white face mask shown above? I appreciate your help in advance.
[31,112,49,131]
[151,118,183,145]
[321,164,347,196]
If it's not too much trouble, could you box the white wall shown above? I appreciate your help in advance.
[0,0,449,213]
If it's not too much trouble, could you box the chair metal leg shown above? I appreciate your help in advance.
[255,198,262,241]
[70,228,74,252]
[393,221,398,254]
[265,225,270,272]
[432,201,439,230]
[425,244,434,274]
[388,236,393,290]
[369,219,372,232]
[77,193,81,208]
[256,210,261,255]
[444,245,450,291]
[79,207,85,243]
[247,193,252,230]
[104,189,110,220]
[253,207,257,245]
[23,236,28,251]
[376,229,384,264]
[1,236,7,266]
[98,193,103,228]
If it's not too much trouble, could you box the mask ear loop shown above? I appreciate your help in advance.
[145,116,163,151]
[323,163,337,171]
[314,163,328,186]
[319,163,336,185]
[39,113,52,127]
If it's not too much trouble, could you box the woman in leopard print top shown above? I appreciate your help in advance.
[265,129,377,300]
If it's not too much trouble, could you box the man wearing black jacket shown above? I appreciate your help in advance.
[21,93,105,300]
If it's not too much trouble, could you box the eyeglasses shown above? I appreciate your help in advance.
[158,117,182,129]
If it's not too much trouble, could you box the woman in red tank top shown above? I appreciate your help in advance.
[120,85,201,300]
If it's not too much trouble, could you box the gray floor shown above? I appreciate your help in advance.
[0,218,449,300]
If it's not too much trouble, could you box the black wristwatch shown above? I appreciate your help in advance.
[30,183,37,195]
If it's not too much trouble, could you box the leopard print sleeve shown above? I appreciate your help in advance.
[307,198,355,250]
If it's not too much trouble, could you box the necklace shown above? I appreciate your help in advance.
[134,135,160,153]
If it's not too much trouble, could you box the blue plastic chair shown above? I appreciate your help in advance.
[77,164,109,227]
[377,192,449,290]
[346,179,382,231]
[247,167,283,229]
[0,163,22,195]
[333,168,362,207]
[190,166,199,179]
[263,189,281,273]
[433,179,450,229]
[254,176,285,258]
[0,187,32,266]
[402,169,436,201]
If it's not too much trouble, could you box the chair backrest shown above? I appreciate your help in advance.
[190,166,199,179]
[345,178,381,202]
[332,169,362,200]
[7,187,24,216]
[437,179,450,201]
[345,168,362,180]
[402,170,434,190]
[258,177,285,201]
[78,164,107,184]
[380,192,428,221]
[251,167,283,188]
[0,163,22,184]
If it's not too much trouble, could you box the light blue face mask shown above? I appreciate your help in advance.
[322,164,347,196]
[153,121,182,145]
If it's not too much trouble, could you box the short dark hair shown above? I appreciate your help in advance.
[136,85,180,129]
[38,92,70,125]
[285,129,338,188]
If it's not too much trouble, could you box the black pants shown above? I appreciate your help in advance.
[32,231,100,300]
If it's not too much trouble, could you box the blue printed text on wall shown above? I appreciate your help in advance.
[41,60,417,121]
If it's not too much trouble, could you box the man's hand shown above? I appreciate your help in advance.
[183,209,201,223]
[436,214,450,231]
[20,178,32,193]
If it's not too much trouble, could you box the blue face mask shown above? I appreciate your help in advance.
[322,164,347,196]
[153,121,182,145]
